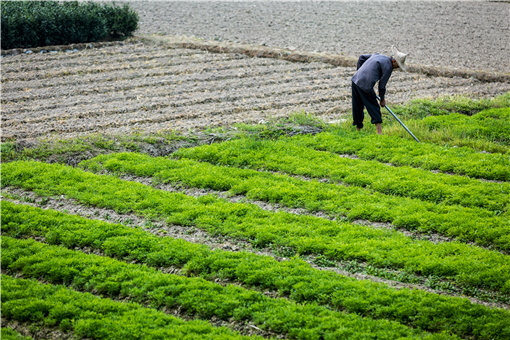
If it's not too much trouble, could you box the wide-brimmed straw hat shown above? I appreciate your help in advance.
[391,45,409,72]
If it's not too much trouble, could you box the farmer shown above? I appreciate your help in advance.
[351,46,408,134]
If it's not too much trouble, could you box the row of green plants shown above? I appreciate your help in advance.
[369,92,510,153]
[1,273,259,340]
[3,201,509,339]
[80,152,510,249]
[419,107,510,145]
[4,236,458,340]
[0,328,33,340]
[382,107,510,152]
[1,1,138,49]
[388,92,510,119]
[2,162,510,292]
[288,131,510,180]
[85,149,510,214]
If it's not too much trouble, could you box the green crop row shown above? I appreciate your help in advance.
[3,201,510,339]
[3,162,510,292]
[0,328,33,340]
[419,108,510,145]
[388,92,510,118]
[81,152,510,248]
[85,149,510,215]
[3,236,454,340]
[286,131,510,180]
[1,273,259,340]
[173,142,510,248]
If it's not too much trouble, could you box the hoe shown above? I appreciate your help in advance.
[376,95,420,143]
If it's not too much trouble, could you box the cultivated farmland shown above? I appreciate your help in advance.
[2,39,510,142]
[2,37,510,340]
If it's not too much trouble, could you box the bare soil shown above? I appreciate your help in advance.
[2,42,510,142]
[127,0,510,73]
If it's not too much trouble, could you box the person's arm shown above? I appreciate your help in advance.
[356,54,372,70]
[378,61,393,101]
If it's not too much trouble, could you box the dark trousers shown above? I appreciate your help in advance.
[351,82,382,129]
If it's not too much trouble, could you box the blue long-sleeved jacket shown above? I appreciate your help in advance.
[351,54,393,100]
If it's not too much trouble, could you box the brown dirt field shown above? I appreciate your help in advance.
[2,39,510,142]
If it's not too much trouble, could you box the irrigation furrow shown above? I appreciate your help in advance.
[0,48,214,74]
[1,75,470,128]
[2,81,352,127]
[2,73,463,125]
[1,73,345,118]
[1,66,346,117]
[0,67,429,118]
[2,91,353,139]
[1,103,339,141]
[0,42,154,64]
[3,190,508,309]
[1,53,254,83]
[1,61,328,103]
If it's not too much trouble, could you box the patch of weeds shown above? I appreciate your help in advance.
[287,110,327,129]
[143,220,155,229]
[313,255,337,268]
[90,134,117,150]
[271,244,297,257]
[123,142,140,152]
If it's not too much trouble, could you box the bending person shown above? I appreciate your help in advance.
[351,45,408,134]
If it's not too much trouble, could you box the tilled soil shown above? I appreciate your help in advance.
[2,42,510,142]
[128,0,510,73]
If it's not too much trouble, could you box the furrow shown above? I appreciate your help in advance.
[1,60,328,103]
[0,51,250,83]
[1,74,350,124]
[0,48,213,74]
[0,69,431,120]
[0,43,157,64]
[1,65,345,116]
[1,55,293,88]
[2,102,344,141]
[2,90,353,140]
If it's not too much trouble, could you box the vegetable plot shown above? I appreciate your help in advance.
[2,202,510,339]
[3,161,510,293]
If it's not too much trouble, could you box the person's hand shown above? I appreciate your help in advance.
[379,99,386,107]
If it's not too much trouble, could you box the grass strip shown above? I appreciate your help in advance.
[287,130,510,180]
[2,236,454,340]
[171,142,510,249]
[83,151,510,215]
[3,202,510,340]
[0,274,259,340]
[3,162,510,293]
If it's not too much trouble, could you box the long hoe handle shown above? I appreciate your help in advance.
[376,95,420,143]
